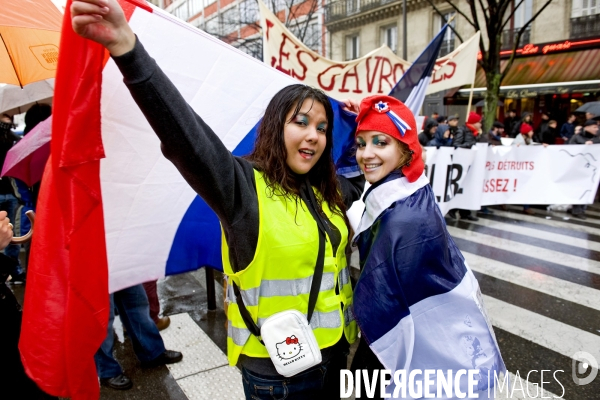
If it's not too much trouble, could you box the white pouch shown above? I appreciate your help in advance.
[260,309,322,377]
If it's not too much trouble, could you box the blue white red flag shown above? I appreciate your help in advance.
[20,1,358,397]
[388,23,449,115]
[352,172,506,398]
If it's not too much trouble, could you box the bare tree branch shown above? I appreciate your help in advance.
[477,0,490,23]
[500,0,525,31]
[443,0,477,28]
[501,0,554,81]
[425,0,464,43]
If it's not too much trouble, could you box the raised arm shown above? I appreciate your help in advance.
[71,0,257,229]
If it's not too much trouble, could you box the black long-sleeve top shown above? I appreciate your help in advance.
[112,39,364,375]
[112,39,364,274]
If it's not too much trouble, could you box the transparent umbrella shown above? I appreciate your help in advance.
[0,79,54,115]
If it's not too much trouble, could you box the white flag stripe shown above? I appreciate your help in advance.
[464,252,600,312]
[447,226,600,276]
[491,210,600,236]
[483,295,600,363]
[465,217,600,252]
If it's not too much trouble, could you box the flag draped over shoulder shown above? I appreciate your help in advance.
[352,172,506,398]
[19,1,358,396]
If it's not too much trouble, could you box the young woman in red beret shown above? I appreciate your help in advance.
[350,95,505,399]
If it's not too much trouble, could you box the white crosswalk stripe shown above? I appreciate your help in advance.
[446,207,600,400]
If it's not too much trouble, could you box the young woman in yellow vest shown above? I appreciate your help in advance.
[72,1,362,397]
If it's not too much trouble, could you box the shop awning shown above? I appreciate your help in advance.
[469,48,600,92]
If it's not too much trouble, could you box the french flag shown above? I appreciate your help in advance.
[19,1,358,398]
[389,22,449,115]
[352,174,507,398]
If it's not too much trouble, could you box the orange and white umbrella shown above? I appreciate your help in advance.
[0,0,62,87]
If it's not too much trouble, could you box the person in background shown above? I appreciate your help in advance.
[452,112,481,221]
[419,119,438,147]
[436,115,447,125]
[504,110,518,135]
[568,120,600,146]
[1,210,57,399]
[428,124,453,147]
[95,284,183,390]
[513,122,548,215]
[447,114,463,140]
[511,112,532,138]
[568,120,600,219]
[24,104,52,135]
[534,111,550,142]
[142,280,170,331]
[455,112,480,149]
[482,121,504,145]
[0,114,24,284]
[585,112,596,121]
[560,114,576,142]
[541,120,557,145]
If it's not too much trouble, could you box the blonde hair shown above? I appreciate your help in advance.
[395,140,413,170]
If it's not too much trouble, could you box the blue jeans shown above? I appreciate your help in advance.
[241,347,347,400]
[94,284,166,379]
[0,194,22,275]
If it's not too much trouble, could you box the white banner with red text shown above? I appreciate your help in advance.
[425,144,600,215]
[259,0,480,102]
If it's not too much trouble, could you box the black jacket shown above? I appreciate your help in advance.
[454,125,478,148]
[569,131,600,144]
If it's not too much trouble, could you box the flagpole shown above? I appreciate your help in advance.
[466,79,475,120]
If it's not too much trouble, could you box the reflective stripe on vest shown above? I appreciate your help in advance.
[228,273,336,306]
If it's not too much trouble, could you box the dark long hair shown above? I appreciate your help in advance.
[246,84,346,217]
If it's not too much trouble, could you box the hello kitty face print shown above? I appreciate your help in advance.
[275,335,303,360]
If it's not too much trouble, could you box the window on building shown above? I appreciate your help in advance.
[174,3,189,21]
[346,34,360,60]
[189,0,202,17]
[434,12,455,56]
[380,25,398,54]
[571,0,600,38]
[240,0,260,24]
[221,6,239,36]
[572,0,600,17]
[205,15,220,36]
[291,20,321,53]
[346,0,359,15]
[501,0,532,50]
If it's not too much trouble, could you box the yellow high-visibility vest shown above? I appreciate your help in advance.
[223,169,358,366]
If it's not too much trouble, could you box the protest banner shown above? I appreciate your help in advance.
[424,144,600,214]
[259,0,480,102]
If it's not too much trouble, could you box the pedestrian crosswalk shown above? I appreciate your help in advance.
[446,205,600,400]
[143,205,600,400]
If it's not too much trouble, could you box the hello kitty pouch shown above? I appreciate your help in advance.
[260,309,322,377]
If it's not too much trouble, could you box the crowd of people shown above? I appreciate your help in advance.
[1,0,597,399]
[419,109,600,219]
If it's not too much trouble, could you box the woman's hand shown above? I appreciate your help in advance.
[71,0,136,56]
[341,99,360,115]
[0,211,13,251]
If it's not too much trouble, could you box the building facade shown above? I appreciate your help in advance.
[155,0,328,59]
[324,0,600,125]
